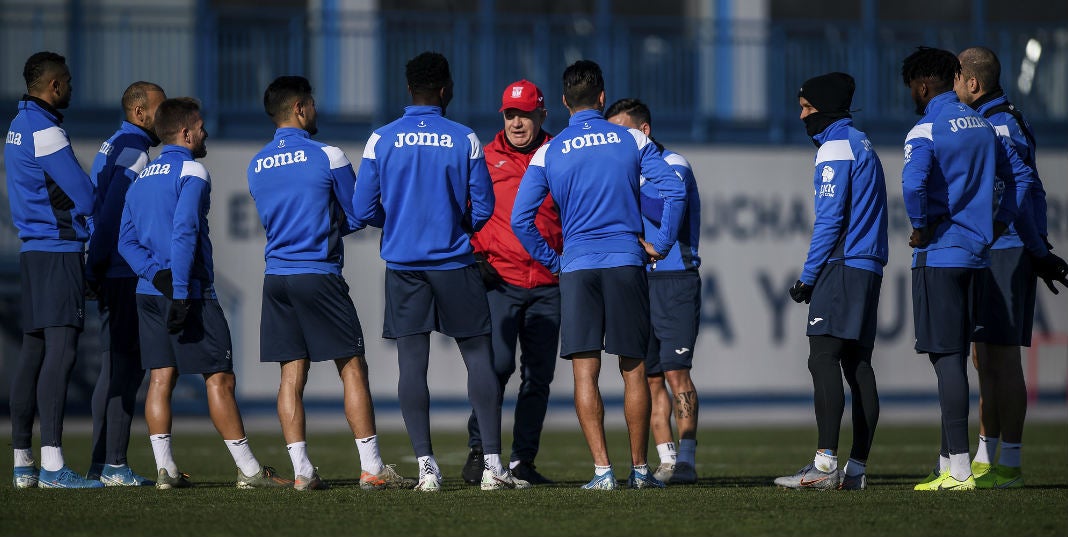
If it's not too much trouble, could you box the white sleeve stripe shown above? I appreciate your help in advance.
[993,124,1014,143]
[32,126,70,157]
[116,147,148,172]
[628,128,650,150]
[530,144,549,167]
[321,145,351,169]
[362,133,380,160]
[905,123,933,142]
[664,153,691,170]
[180,161,209,182]
[467,133,484,160]
[815,139,855,165]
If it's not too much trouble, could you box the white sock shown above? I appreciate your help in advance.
[483,453,505,475]
[594,464,612,477]
[224,438,261,477]
[999,442,1022,468]
[417,455,441,478]
[40,446,64,472]
[633,463,650,475]
[974,434,998,465]
[656,442,677,465]
[949,452,971,481]
[814,450,837,472]
[938,454,951,474]
[678,439,697,466]
[150,434,178,476]
[286,441,314,478]
[843,458,866,477]
[355,435,384,475]
[13,448,34,468]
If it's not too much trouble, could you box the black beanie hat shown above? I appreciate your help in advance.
[798,72,855,113]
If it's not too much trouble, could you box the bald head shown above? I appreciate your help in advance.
[122,81,166,133]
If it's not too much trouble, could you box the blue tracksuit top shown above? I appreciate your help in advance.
[512,109,686,274]
[87,121,156,278]
[800,119,889,285]
[639,148,701,273]
[119,145,215,299]
[352,105,493,270]
[4,96,94,253]
[902,91,1023,269]
[248,127,364,275]
[975,93,1048,256]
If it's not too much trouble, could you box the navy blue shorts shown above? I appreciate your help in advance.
[20,251,85,332]
[807,263,883,349]
[97,277,140,354]
[137,295,233,374]
[559,266,649,359]
[912,265,977,355]
[383,266,491,339]
[260,274,365,362]
[972,247,1036,347]
[646,271,701,374]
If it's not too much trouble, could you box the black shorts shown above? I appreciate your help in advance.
[559,266,649,359]
[383,266,491,339]
[260,274,365,362]
[97,277,140,354]
[972,247,1036,347]
[20,251,85,332]
[137,295,233,374]
[912,266,977,355]
[646,271,701,374]
[807,263,883,349]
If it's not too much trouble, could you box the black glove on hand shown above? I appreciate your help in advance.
[789,280,813,304]
[167,299,191,334]
[152,269,174,299]
[473,252,504,289]
[1032,252,1068,295]
[47,182,75,211]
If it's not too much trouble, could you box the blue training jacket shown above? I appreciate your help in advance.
[975,93,1048,256]
[87,121,156,278]
[119,145,216,299]
[639,147,701,273]
[512,109,686,274]
[352,105,493,270]
[902,91,1028,269]
[248,127,365,275]
[800,118,889,284]
[4,96,94,253]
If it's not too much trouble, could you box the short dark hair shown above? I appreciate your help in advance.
[155,97,202,143]
[959,46,1001,90]
[263,75,313,121]
[562,60,604,110]
[23,51,67,90]
[121,81,165,112]
[604,98,651,126]
[901,46,960,90]
[406,52,451,95]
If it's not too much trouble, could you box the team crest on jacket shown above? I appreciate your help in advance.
[821,165,834,183]
[903,143,913,164]
[561,132,621,154]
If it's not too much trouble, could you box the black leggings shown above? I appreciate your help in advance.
[808,335,880,461]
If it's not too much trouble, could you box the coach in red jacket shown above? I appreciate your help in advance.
[462,80,562,486]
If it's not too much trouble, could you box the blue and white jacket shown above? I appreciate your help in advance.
[800,118,889,284]
[640,147,701,273]
[87,121,156,278]
[902,91,1026,269]
[352,105,493,270]
[4,96,94,253]
[511,109,686,274]
[249,128,365,275]
[119,146,215,299]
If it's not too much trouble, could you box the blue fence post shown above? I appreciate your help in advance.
[766,24,785,144]
[372,12,387,129]
[714,0,732,125]
[321,0,339,114]
[861,0,877,123]
[68,0,84,103]
[195,0,219,134]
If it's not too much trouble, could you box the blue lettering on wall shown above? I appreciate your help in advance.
[700,273,733,343]
[757,271,794,345]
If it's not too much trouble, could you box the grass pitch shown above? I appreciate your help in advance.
[1,423,1066,536]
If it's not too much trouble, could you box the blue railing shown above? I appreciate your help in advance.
[1,4,1066,146]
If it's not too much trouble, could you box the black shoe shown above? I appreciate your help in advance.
[511,460,554,485]
[462,447,483,485]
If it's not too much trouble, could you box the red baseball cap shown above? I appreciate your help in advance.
[499,79,544,112]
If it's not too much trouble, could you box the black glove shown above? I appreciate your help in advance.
[152,269,174,299]
[473,252,504,290]
[1044,236,1054,252]
[789,280,813,304]
[1032,252,1068,295]
[167,299,191,334]
[85,276,101,301]
[47,181,75,211]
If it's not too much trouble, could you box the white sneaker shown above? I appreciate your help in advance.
[480,469,531,490]
[653,462,675,482]
[414,473,441,492]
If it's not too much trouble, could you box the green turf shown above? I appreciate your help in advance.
[2,423,1066,536]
